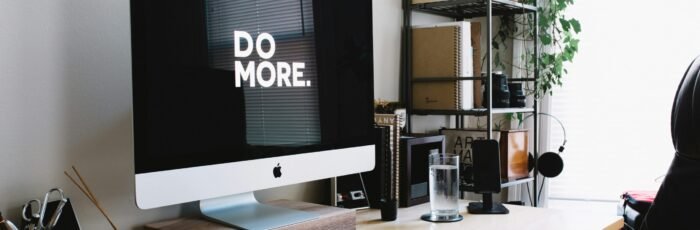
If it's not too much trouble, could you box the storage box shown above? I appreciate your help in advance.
[499,130,529,180]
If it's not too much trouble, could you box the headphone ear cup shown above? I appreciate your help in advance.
[537,152,564,178]
[528,152,535,173]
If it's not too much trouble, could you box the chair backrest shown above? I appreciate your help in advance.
[671,56,700,160]
[642,56,700,229]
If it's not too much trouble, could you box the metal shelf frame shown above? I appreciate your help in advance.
[412,0,536,18]
[413,107,534,116]
[412,77,536,83]
[401,0,542,207]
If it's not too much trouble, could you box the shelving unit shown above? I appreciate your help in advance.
[401,0,542,206]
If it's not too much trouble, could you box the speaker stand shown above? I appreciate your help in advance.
[467,193,509,214]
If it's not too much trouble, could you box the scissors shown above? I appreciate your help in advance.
[21,188,67,230]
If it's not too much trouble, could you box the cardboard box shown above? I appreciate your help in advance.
[499,129,529,180]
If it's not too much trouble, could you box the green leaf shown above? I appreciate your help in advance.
[570,19,581,33]
[570,38,580,50]
[562,51,571,61]
[541,53,551,65]
[540,34,552,45]
[539,14,550,28]
[494,52,501,68]
[505,113,514,121]
[554,60,563,74]
[555,0,566,11]
[560,18,571,31]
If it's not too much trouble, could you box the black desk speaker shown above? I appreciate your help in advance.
[468,140,509,214]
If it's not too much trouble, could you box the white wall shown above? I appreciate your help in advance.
[0,0,326,229]
[372,0,459,134]
[0,0,509,228]
[372,0,402,101]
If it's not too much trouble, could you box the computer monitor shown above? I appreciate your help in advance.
[130,0,375,228]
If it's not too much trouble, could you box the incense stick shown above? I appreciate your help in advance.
[64,166,118,230]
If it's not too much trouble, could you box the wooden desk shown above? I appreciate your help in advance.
[145,200,354,230]
[147,200,623,230]
[356,200,623,230]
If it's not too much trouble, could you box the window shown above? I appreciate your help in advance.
[547,0,700,208]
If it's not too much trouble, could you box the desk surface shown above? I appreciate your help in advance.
[356,200,623,230]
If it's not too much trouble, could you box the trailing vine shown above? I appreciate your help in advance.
[491,0,581,98]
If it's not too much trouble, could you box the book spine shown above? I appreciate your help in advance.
[461,22,474,110]
[454,26,461,110]
[393,119,400,200]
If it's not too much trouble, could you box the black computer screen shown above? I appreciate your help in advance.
[131,0,374,173]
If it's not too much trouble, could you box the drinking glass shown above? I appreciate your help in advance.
[421,153,463,222]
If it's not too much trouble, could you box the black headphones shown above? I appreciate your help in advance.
[524,113,567,178]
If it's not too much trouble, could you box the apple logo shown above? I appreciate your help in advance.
[273,163,282,178]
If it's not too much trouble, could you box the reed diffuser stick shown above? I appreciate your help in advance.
[65,166,118,230]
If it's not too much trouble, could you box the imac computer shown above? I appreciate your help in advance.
[130,0,375,229]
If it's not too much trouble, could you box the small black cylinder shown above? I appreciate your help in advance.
[483,72,511,108]
[380,199,398,221]
[508,83,526,107]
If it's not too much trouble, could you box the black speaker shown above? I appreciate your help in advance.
[471,140,501,193]
[537,152,564,178]
[468,139,509,214]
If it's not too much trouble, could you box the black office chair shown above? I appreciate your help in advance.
[641,56,700,229]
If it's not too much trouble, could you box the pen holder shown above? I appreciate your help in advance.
[380,199,397,221]
[22,199,81,230]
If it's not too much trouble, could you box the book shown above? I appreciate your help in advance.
[471,21,483,108]
[374,114,401,202]
[412,22,474,110]
[362,125,393,209]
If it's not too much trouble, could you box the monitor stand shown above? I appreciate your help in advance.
[199,192,320,229]
[467,193,509,214]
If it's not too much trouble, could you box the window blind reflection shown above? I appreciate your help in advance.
[205,0,321,146]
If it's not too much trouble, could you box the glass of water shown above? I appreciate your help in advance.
[421,153,463,222]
